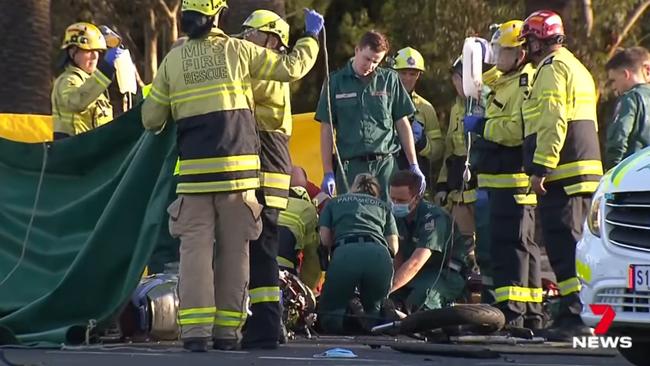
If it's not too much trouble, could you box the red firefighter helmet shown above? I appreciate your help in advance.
[520,10,564,40]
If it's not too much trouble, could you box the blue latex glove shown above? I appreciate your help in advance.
[321,172,336,196]
[409,164,426,195]
[304,8,324,36]
[463,115,486,135]
[104,47,125,67]
[411,120,424,143]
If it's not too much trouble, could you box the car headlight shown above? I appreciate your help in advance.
[587,195,603,237]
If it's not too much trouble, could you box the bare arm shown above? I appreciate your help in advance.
[395,117,418,165]
[390,248,432,293]
[320,123,334,173]
[393,251,405,272]
[319,226,334,248]
[386,234,399,259]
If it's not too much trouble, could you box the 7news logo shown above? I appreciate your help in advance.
[572,304,632,349]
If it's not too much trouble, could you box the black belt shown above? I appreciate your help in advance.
[345,153,392,162]
[448,259,464,273]
[336,235,376,246]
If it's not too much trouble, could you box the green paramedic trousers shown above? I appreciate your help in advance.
[318,241,393,334]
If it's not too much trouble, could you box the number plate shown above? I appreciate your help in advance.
[629,265,650,291]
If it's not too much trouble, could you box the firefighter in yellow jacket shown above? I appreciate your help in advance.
[465,21,543,330]
[141,0,323,352]
[520,10,601,340]
[392,47,445,193]
[435,58,476,246]
[435,56,500,273]
[239,9,304,348]
[52,22,122,139]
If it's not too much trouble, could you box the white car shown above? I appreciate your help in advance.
[576,148,650,365]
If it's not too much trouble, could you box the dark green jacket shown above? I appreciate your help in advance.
[605,83,650,170]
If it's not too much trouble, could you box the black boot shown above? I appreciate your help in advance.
[213,338,241,351]
[183,338,208,352]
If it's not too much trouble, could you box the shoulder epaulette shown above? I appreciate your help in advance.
[542,56,554,66]
[519,73,529,87]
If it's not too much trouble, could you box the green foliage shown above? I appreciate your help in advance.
[376,0,523,121]
[47,0,650,121]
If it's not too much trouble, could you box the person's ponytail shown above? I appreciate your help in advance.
[181,11,214,39]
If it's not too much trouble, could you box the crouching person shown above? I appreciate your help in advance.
[389,170,468,313]
[317,174,399,334]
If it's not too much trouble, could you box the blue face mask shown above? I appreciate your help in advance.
[391,202,411,218]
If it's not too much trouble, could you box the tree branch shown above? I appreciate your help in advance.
[607,0,650,60]
[158,0,177,19]
[582,0,593,37]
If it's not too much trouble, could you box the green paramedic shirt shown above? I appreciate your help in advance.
[319,192,398,248]
[314,61,416,159]
[605,83,650,170]
[396,200,465,270]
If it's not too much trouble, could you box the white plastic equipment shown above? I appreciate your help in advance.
[114,49,138,110]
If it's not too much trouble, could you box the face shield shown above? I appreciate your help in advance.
[493,44,520,73]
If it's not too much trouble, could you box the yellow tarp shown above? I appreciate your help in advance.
[289,112,322,182]
[0,114,53,143]
[0,111,322,181]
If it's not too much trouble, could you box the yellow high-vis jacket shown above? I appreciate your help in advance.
[522,47,602,196]
[277,187,321,289]
[412,92,444,162]
[475,63,537,205]
[142,27,319,194]
[253,76,293,209]
[51,64,114,136]
[437,98,476,203]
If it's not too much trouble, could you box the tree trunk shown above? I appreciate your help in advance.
[0,0,52,114]
[144,6,159,83]
[158,0,180,44]
[222,0,286,35]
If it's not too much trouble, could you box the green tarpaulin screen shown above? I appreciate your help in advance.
[0,105,177,345]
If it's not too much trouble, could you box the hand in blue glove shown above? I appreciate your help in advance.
[321,172,336,196]
[411,120,424,143]
[104,47,125,67]
[463,115,486,135]
[409,164,426,195]
[304,8,324,37]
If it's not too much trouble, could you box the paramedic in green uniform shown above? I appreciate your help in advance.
[316,30,425,200]
[605,47,650,170]
[318,173,399,334]
[389,170,467,313]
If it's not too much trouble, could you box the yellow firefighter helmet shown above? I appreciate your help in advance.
[61,22,107,51]
[243,9,290,48]
[181,0,228,17]
[491,20,525,48]
[393,47,425,72]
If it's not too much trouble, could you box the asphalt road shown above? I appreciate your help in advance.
[0,338,633,366]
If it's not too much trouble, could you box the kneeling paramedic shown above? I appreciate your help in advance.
[318,174,399,334]
[141,0,324,352]
[389,170,467,313]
